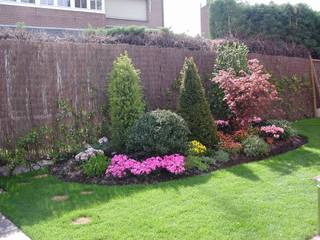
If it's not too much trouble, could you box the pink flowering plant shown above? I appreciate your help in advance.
[212,59,280,127]
[215,120,231,133]
[105,154,185,178]
[260,125,285,140]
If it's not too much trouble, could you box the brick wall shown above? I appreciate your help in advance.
[0,40,314,144]
[0,0,164,29]
[201,5,209,38]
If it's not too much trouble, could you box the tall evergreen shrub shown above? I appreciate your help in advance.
[178,57,218,148]
[108,52,145,151]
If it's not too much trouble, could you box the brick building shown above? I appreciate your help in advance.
[0,0,164,32]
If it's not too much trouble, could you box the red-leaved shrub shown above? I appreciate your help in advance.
[212,59,279,126]
[217,132,242,154]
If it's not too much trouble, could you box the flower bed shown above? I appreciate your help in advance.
[50,135,307,186]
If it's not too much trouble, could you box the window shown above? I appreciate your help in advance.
[90,0,101,10]
[57,0,70,7]
[40,0,53,5]
[75,0,86,8]
[106,0,147,21]
[21,0,35,3]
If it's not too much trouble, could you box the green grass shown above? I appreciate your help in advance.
[1,119,320,240]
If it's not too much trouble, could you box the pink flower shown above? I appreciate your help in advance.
[215,120,229,126]
[260,125,284,139]
[105,154,185,178]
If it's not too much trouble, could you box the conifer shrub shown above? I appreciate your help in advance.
[108,52,145,151]
[178,57,218,148]
[126,110,189,158]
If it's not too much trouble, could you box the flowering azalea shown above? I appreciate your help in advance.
[106,154,185,178]
[260,125,285,139]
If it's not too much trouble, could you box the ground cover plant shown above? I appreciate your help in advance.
[0,119,319,240]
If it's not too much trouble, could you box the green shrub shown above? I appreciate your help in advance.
[215,42,249,75]
[126,110,189,158]
[266,120,297,139]
[212,150,230,163]
[185,156,215,171]
[243,136,270,158]
[207,82,232,120]
[81,155,110,178]
[108,52,145,151]
[178,57,218,148]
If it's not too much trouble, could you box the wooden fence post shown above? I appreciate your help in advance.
[309,56,319,117]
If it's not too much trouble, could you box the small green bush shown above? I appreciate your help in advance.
[126,110,189,158]
[81,155,110,178]
[108,52,145,151]
[215,42,249,75]
[266,120,297,139]
[212,150,230,163]
[207,82,232,120]
[185,156,215,171]
[178,57,218,148]
[243,136,270,158]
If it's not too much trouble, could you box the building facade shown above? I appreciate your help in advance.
[200,4,209,38]
[0,0,164,30]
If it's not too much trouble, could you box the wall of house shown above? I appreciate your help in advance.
[0,0,164,29]
[201,4,209,38]
[0,40,314,144]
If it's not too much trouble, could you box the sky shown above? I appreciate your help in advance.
[164,0,320,36]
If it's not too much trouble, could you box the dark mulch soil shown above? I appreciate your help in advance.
[50,135,308,186]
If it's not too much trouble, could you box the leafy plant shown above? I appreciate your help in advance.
[213,59,279,126]
[266,120,297,139]
[243,136,270,158]
[217,132,242,154]
[232,130,249,143]
[81,155,110,178]
[207,82,232,120]
[185,156,215,171]
[51,99,100,161]
[212,150,230,163]
[178,57,218,148]
[215,42,249,75]
[126,110,189,158]
[108,52,145,151]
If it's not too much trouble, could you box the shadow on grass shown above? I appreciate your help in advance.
[0,169,213,228]
[258,146,320,176]
[226,165,261,181]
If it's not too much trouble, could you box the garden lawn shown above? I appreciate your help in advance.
[1,119,320,240]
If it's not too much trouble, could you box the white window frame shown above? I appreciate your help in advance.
[0,0,105,13]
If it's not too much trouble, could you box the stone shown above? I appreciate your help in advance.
[0,188,6,194]
[98,137,109,145]
[51,195,69,202]
[80,191,94,196]
[0,213,31,240]
[0,166,10,177]
[72,217,92,225]
[33,174,48,179]
[75,147,104,162]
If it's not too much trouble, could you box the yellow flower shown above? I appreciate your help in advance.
[188,140,207,155]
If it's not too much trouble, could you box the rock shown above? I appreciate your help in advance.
[75,147,104,162]
[0,166,10,177]
[0,188,6,194]
[72,217,91,225]
[98,137,109,145]
[12,166,30,175]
